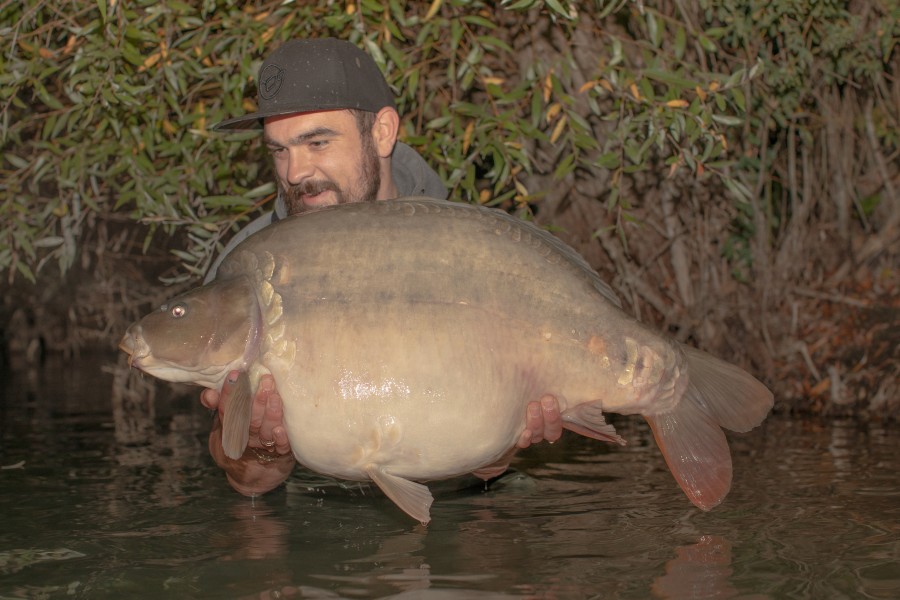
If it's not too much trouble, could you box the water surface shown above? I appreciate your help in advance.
[1,355,897,599]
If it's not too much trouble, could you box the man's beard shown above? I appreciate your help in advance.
[281,138,381,216]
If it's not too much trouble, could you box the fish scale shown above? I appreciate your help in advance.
[120,197,773,524]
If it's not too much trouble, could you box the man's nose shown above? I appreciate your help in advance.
[285,150,315,185]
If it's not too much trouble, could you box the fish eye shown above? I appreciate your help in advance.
[170,303,187,318]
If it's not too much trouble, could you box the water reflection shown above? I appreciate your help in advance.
[0,355,897,599]
[652,535,737,599]
[211,485,751,600]
[109,353,157,447]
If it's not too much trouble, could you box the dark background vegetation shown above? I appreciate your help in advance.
[2,0,898,419]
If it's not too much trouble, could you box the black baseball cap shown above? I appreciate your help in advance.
[213,38,397,131]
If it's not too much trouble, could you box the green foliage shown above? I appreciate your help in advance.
[702,0,897,126]
[386,0,756,215]
[2,0,278,282]
[698,0,899,280]
[1,0,896,285]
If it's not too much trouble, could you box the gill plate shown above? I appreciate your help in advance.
[235,250,295,383]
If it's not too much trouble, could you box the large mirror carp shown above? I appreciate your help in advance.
[120,197,773,523]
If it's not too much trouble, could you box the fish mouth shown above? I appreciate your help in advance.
[119,326,150,368]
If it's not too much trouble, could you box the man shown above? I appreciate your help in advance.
[200,38,562,497]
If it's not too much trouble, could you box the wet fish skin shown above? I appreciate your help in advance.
[120,197,773,523]
[119,277,261,386]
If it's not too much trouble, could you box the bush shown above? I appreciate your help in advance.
[2,0,758,282]
[2,0,898,417]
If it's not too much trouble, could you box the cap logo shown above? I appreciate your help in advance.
[259,64,285,100]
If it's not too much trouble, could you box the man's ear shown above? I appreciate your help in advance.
[372,107,400,158]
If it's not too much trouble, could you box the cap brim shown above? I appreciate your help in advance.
[213,101,394,132]
[212,104,334,131]
[212,110,276,132]
[211,114,263,131]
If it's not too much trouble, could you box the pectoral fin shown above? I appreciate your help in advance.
[562,402,627,445]
[366,465,434,525]
[222,371,252,460]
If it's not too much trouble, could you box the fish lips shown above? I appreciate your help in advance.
[119,325,150,369]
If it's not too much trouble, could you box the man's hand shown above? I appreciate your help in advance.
[472,394,563,480]
[517,394,563,449]
[201,372,294,496]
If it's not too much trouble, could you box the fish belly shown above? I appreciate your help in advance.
[266,299,632,483]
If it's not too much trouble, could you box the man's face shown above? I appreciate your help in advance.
[263,110,380,215]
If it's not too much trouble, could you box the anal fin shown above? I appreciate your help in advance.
[222,371,252,460]
[366,465,434,525]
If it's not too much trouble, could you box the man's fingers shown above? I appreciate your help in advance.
[523,401,543,444]
[249,394,267,428]
[518,395,564,449]
[258,392,290,449]
[200,387,219,410]
[258,374,276,392]
[540,394,563,443]
[251,383,293,453]
[265,390,283,420]
[272,425,291,455]
[516,428,535,449]
[247,375,277,432]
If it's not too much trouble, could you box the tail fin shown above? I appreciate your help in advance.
[680,346,774,433]
[646,346,773,511]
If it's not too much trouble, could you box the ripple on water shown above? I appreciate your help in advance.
[2,359,899,599]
